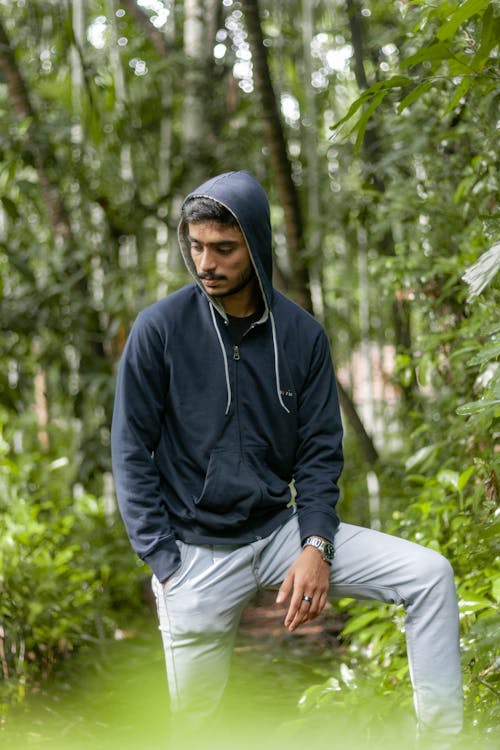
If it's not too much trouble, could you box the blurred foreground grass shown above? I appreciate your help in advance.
[0,610,411,750]
[1,609,494,750]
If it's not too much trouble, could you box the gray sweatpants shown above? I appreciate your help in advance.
[151,513,462,737]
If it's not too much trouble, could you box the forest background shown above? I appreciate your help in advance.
[0,0,499,742]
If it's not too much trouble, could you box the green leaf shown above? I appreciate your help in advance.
[458,465,475,490]
[354,91,388,154]
[462,242,500,299]
[402,42,452,69]
[417,352,433,386]
[437,469,460,491]
[331,92,373,131]
[491,576,500,604]
[405,445,437,470]
[456,399,500,415]
[472,5,500,68]
[0,196,19,220]
[466,342,500,366]
[331,77,411,131]
[443,76,471,115]
[459,598,496,612]
[437,0,491,41]
[342,609,385,635]
[398,80,433,113]
[16,117,32,137]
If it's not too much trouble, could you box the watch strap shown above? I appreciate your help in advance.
[303,535,334,564]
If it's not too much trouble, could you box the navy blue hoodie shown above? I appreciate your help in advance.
[111,171,343,582]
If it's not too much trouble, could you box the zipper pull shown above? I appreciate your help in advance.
[233,345,240,361]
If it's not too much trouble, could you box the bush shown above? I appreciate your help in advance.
[0,412,144,710]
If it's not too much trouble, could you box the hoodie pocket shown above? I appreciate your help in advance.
[194,446,291,516]
[246,446,291,504]
[194,448,261,513]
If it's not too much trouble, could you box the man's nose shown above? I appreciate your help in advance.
[199,248,217,271]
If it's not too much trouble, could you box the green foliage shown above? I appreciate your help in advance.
[302,0,500,739]
[0,0,498,737]
[332,0,500,151]
[0,411,143,711]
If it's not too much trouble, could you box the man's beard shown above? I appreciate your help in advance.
[198,267,256,298]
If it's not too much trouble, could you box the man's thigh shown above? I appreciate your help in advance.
[329,523,451,604]
[160,541,258,637]
[260,516,446,605]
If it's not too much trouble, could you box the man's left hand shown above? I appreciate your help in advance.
[275,545,331,632]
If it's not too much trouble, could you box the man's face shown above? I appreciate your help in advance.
[188,221,256,299]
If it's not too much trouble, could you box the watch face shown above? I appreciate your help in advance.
[323,542,335,560]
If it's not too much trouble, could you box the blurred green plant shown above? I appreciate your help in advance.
[0,410,145,712]
[301,0,500,735]
[332,0,500,152]
[297,265,500,739]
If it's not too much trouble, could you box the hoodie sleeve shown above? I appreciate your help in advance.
[293,327,344,545]
[111,311,180,582]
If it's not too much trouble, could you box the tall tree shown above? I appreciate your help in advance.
[241,0,379,464]
[241,0,312,313]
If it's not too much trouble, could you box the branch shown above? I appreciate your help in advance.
[120,0,171,56]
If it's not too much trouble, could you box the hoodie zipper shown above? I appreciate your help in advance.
[233,345,240,361]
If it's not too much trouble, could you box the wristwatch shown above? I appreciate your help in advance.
[303,536,335,565]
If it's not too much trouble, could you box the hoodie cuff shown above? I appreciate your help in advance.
[143,539,181,583]
[297,509,339,547]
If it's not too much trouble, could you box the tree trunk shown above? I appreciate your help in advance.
[241,0,379,464]
[302,0,324,319]
[0,16,71,238]
[346,0,415,400]
[182,0,218,179]
[241,0,312,312]
[337,380,379,465]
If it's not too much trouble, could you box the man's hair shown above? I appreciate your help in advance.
[181,196,239,227]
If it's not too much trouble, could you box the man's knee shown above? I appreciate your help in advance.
[427,548,454,580]
[414,547,456,595]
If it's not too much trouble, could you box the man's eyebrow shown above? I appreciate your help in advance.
[188,236,239,247]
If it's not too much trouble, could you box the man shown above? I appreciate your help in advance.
[111,171,462,745]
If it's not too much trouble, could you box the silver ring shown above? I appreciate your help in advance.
[302,595,313,603]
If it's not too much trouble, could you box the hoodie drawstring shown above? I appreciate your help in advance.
[209,305,290,415]
[270,310,290,413]
[210,304,232,415]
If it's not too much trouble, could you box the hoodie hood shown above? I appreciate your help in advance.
[177,171,274,319]
[177,171,290,415]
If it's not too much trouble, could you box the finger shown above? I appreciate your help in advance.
[318,589,328,613]
[276,572,293,605]
[300,595,316,618]
[301,598,318,625]
[284,586,306,628]
[304,598,321,622]
[287,595,315,631]
[305,589,328,622]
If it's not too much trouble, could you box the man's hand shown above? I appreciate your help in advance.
[275,545,331,632]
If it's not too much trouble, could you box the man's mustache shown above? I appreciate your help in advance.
[197,273,226,281]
